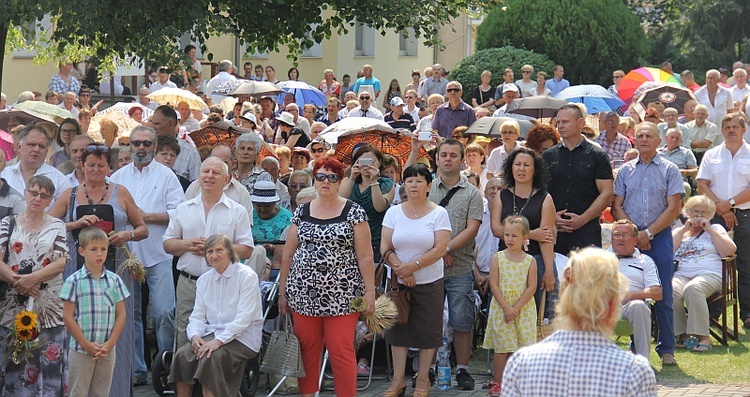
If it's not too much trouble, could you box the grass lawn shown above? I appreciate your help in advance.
[470,319,750,385]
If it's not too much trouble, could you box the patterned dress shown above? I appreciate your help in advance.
[483,252,537,353]
[286,201,367,317]
[0,215,69,397]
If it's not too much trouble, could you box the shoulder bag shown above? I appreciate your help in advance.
[383,249,411,325]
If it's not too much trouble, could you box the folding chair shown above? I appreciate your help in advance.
[707,256,739,346]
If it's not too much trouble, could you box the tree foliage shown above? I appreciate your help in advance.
[642,0,750,73]
[450,47,555,102]
[475,0,648,86]
[1,0,500,94]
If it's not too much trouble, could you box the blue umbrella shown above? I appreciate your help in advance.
[276,80,327,107]
[555,84,625,114]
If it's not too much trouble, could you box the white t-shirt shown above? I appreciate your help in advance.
[486,141,521,174]
[515,79,538,98]
[674,224,729,278]
[382,205,452,285]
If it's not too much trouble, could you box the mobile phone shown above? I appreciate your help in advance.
[358,157,374,167]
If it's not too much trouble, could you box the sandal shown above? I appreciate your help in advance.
[691,344,712,352]
[674,340,687,349]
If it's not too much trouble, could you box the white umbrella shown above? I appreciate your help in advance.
[147,87,208,111]
[317,117,395,145]
[98,102,154,120]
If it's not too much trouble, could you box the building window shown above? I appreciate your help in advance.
[301,41,323,58]
[353,23,375,57]
[12,16,51,58]
[398,28,418,57]
[242,43,268,59]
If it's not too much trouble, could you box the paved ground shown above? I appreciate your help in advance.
[132,372,750,397]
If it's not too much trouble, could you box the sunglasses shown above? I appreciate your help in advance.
[26,189,52,200]
[289,183,307,189]
[446,88,461,93]
[60,128,78,135]
[522,71,532,74]
[613,75,623,79]
[79,93,91,97]
[314,173,340,183]
[311,147,326,154]
[131,140,154,147]
[86,144,109,153]
[359,96,371,100]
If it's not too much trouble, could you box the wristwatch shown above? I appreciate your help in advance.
[730,198,737,208]
[645,228,654,241]
[446,245,452,254]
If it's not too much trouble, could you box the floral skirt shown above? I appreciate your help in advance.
[0,325,68,397]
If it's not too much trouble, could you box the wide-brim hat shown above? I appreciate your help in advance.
[250,180,280,203]
[239,110,257,125]
[277,111,295,127]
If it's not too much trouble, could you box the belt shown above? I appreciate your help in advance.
[179,270,199,281]
[732,208,750,213]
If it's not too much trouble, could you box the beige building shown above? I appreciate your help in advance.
[1,13,483,104]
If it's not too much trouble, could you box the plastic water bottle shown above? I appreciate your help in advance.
[437,337,451,390]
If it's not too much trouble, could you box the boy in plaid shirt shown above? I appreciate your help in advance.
[60,227,129,397]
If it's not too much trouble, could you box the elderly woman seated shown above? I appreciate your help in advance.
[672,195,736,352]
[168,233,263,397]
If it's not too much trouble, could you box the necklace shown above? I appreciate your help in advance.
[512,187,535,216]
[23,213,43,233]
[83,181,110,205]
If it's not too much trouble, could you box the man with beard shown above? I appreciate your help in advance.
[110,125,183,386]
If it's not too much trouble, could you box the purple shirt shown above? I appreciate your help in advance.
[432,100,476,139]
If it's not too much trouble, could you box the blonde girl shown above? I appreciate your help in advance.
[483,215,537,394]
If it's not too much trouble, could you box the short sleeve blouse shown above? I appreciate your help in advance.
[286,200,368,317]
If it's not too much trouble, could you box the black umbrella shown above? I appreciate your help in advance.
[506,97,568,119]
[636,85,697,115]
[464,117,534,138]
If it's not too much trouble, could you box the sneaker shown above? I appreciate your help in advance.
[488,381,501,397]
[455,369,475,390]
[660,353,678,366]
[357,363,370,374]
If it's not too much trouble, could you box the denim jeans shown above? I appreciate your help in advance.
[640,228,675,356]
[133,259,175,379]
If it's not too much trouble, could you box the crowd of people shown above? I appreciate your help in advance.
[0,56,749,397]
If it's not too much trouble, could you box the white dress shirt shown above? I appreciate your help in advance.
[110,161,184,266]
[694,85,734,127]
[696,141,750,210]
[163,193,254,276]
[149,80,178,93]
[346,106,385,121]
[184,178,253,220]
[2,162,72,209]
[732,85,750,103]
[187,262,263,351]
[180,116,202,133]
[486,141,522,174]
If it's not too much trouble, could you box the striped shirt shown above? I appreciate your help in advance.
[59,267,130,354]
[502,330,657,397]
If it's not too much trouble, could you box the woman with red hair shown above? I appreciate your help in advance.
[279,157,376,397]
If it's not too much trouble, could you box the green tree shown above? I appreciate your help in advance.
[475,0,648,86]
[450,47,555,103]
[1,0,500,94]
[646,0,749,73]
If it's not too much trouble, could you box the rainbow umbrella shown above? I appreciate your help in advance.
[617,67,683,105]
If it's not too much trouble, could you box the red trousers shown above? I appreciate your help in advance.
[292,312,359,397]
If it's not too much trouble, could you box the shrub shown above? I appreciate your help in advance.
[475,0,648,85]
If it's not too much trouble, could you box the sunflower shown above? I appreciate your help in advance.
[14,310,38,333]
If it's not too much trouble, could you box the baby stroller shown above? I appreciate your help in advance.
[152,239,285,396]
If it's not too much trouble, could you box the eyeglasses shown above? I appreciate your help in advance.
[446,88,461,93]
[359,96,371,100]
[60,128,78,135]
[522,71,532,74]
[611,232,636,239]
[86,144,109,153]
[314,173,341,183]
[79,93,90,97]
[289,183,307,189]
[26,189,52,200]
[612,75,623,79]
[131,140,154,147]
[311,147,326,154]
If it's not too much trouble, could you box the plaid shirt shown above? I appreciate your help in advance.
[59,267,130,354]
[48,74,80,94]
[502,330,657,397]
[595,132,633,166]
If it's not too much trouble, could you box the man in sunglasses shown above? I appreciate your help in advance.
[432,81,475,139]
[111,125,184,385]
[1,125,71,209]
[346,92,384,121]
